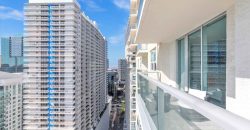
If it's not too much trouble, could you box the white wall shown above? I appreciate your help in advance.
[226,0,250,120]
[157,41,178,88]
[226,5,236,98]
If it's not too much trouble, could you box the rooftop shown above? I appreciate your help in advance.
[0,71,23,85]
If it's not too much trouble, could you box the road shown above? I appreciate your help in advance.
[110,104,125,130]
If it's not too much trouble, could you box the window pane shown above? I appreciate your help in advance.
[178,39,185,91]
[151,49,156,70]
[151,49,156,62]
[188,30,201,90]
[202,16,226,108]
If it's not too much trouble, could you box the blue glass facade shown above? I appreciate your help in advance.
[47,5,55,129]
[1,37,24,72]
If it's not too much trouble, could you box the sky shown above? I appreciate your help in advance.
[0,0,129,68]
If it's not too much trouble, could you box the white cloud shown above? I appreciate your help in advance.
[0,5,23,21]
[80,0,106,12]
[108,23,128,45]
[108,33,124,45]
[113,0,130,10]
[0,5,8,10]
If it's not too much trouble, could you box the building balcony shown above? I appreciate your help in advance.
[24,17,49,21]
[130,9,138,16]
[126,23,138,44]
[137,72,250,130]
[24,33,49,37]
[24,12,49,16]
[137,44,148,56]
[127,51,137,57]
[127,43,137,53]
[24,22,49,26]
[24,27,48,31]
[24,6,49,10]
[130,0,139,11]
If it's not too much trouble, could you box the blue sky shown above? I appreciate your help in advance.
[0,0,129,68]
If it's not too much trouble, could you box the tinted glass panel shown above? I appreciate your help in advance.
[178,39,185,91]
[202,16,226,108]
[188,30,201,90]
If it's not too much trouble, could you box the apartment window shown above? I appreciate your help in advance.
[133,63,136,68]
[150,49,156,71]
[177,38,186,91]
[132,75,136,80]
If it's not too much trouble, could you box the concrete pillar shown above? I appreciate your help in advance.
[227,0,250,120]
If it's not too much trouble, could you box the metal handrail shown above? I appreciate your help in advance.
[138,72,250,130]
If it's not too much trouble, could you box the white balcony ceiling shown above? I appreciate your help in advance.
[135,0,235,43]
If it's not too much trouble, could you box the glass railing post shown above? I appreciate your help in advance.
[157,87,165,130]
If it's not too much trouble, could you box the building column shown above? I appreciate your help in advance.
[230,0,250,120]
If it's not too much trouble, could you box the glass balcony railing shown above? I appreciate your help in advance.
[137,72,250,130]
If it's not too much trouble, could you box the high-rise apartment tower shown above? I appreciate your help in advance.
[24,0,107,129]
[118,59,127,83]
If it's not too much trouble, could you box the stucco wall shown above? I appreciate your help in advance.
[226,0,250,120]
[157,41,178,88]
[226,5,236,98]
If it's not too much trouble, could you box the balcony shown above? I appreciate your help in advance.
[126,22,138,45]
[130,9,138,15]
[137,44,148,56]
[137,72,250,130]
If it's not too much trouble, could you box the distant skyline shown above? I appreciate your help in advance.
[0,0,129,68]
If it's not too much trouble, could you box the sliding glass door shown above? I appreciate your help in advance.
[178,15,227,108]
[202,16,226,107]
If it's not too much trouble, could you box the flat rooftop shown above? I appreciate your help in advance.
[0,71,23,85]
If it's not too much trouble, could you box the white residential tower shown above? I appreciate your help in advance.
[24,0,107,129]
